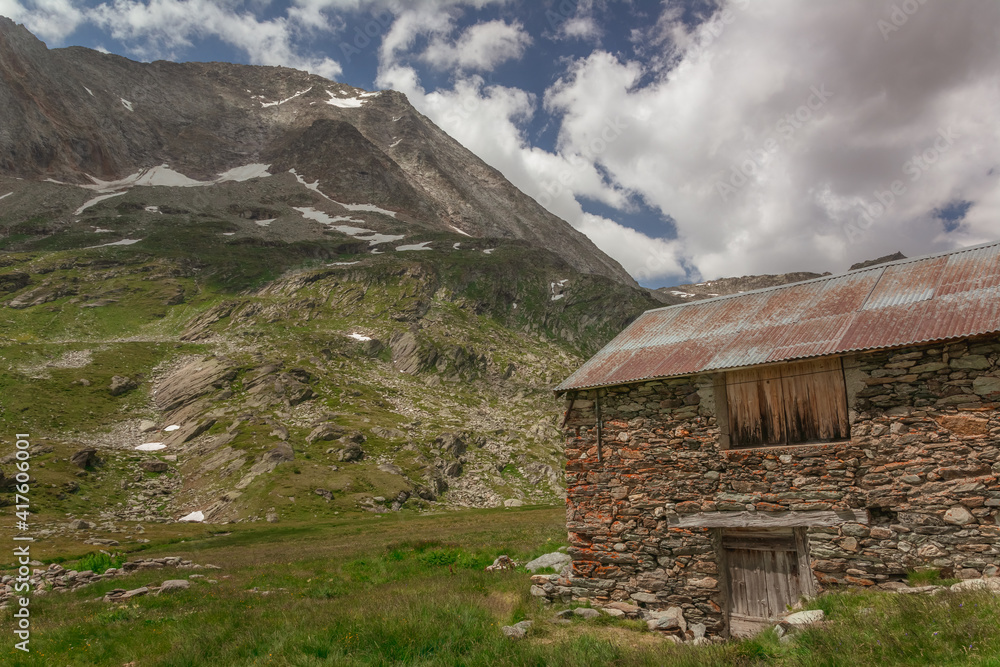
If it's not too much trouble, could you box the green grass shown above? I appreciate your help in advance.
[907,568,960,587]
[3,508,999,666]
[75,552,127,575]
[794,588,1000,666]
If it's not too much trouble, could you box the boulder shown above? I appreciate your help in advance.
[390,490,410,511]
[138,420,157,433]
[123,587,148,600]
[443,461,463,478]
[416,486,437,501]
[338,445,364,462]
[647,606,686,634]
[784,609,824,626]
[68,519,91,530]
[647,616,682,632]
[603,601,641,616]
[435,432,466,457]
[525,552,572,573]
[158,579,191,595]
[372,426,405,440]
[306,423,343,444]
[140,460,169,473]
[950,578,1000,592]
[264,443,295,463]
[503,499,524,508]
[109,375,138,396]
[501,620,532,640]
[343,432,366,444]
[573,608,601,619]
[70,448,99,469]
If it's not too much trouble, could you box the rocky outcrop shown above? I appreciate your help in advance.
[70,448,100,469]
[109,375,139,396]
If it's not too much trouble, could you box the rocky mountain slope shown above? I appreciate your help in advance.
[0,19,665,541]
[653,271,830,304]
[652,252,907,305]
[0,16,633,286]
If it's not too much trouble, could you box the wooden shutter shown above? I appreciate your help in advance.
[727,365,786,447]
[781,357,849,443]
[726,358,849,448]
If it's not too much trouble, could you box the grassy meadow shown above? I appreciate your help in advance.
[1,506,999,666]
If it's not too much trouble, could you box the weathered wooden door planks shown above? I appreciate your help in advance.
[724,530,810,636]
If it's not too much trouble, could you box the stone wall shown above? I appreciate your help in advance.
[545,334,1000,636]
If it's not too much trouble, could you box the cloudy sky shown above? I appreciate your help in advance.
[3,0,999,287]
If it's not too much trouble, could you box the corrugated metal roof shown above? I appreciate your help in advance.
[556,240,1000,392]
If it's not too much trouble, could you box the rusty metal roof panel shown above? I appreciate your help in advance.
[863,256,947,309]
[764,313,857,362]
[556,240,1000,392]
[936,243,1000,296]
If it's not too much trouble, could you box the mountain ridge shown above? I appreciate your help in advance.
[0,16,635,286]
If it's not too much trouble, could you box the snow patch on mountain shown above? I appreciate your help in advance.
[261,86,312,108]
[293,207,404,245]
[326,89,364,108]
[294,206,364,227]
[396,242,433,252]
[217,164,272,182]
[339,202,397,218]
[75,191,126,215]
[78,164,272,193]
[288,173,397,218]
[85,238,143,248]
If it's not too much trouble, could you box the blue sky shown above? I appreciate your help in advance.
[2,0,999,287]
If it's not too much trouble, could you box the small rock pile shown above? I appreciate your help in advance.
[104,578,195,602]
[529,572,1000,643]
[0,557,220,609]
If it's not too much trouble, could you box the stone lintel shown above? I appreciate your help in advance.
[666,509,869,529]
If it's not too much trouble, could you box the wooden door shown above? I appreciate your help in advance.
[723,530,811,636]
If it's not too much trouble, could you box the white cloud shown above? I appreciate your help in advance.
[421,19,530,71]
[0,0,85,42]
[560,16,600,41]
[88,0,342,78]
[577,213,684,280]
[377,64,685,283]
[539,0,1000,280]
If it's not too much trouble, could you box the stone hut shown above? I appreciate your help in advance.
[545,241,1000,637]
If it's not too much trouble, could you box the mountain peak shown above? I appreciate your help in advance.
[0,23,635,286]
